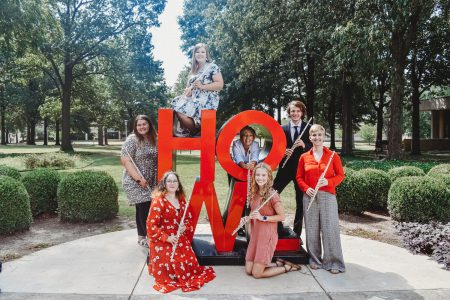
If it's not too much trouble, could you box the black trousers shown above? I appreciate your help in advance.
[135,201,151,237]
[273,166,304,236]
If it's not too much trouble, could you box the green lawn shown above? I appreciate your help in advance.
[1,141,448,219]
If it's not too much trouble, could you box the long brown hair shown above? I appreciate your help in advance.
[152,171,186,200]
[190,43,212,75]
[250,163,274,201]
[133,115,157,146]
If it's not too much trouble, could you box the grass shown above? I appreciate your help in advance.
[1,141,449,220]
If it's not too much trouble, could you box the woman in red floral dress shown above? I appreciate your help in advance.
[146,171,215,293]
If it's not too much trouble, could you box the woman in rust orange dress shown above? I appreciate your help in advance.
[245,163,299,278]
[146,171,215,293]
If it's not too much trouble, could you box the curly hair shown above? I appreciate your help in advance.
[250,162,274,202]
[151,171,186,200]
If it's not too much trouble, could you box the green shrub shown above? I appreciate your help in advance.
[388,176,450,223]
[427,164,450,176]
[388,166,425,183]
[58,170,119,222]
[428,174,450,189]
[343,167,355,175]
[358,168,391,210]
[0,176,32,234]
[0,165,21,180]
[24,152,76,169]
[336,171,369,215]
[345,160,437,173]
[22,168,61,216]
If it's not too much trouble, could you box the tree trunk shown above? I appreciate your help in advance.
[27,121,36,145]
[341,72,353,156]
[0,86,5,145]
[43,118,48,146]
[104,127,109,145]
[375,73,388,150]
[55,119,61,145]
[389,31,407,159]
[328,92,336,150]
[61,64,74,151]
[0,104,5,145]
[306,54,315,119]
[410,45,421,155]
[98,125,104,146]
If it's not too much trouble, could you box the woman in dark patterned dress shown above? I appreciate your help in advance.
[245,163,299,278]
[147,171,215,293]
[121,115,158,248]
[171,43,224,136]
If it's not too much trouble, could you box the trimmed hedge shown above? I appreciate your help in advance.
[345,160,437,173]
[336,171,368,215]
[388,176,450,223]
[388,166,425,183]
[0,165,21,180]
[427,164,450,176]
[429,174,450,189]
[0,176,32,234]
[22,168,61,216]
[24,152,76,169]
[58,170,119,222]
[358,168,391,210]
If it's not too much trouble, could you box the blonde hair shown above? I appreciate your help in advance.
[309,124,326,135]
[250,163,274,201]
[190,43,212,75]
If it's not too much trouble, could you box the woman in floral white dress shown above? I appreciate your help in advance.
[171,43,224,136]
[146,171,215,293]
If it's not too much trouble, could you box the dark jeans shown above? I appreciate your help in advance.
[273,168,304,236]
[135,201,151,237]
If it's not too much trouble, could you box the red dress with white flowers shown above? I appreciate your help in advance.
[146,196,215,293]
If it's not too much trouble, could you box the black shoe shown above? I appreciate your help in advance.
[278,227,297,239]
[237,228,246,237]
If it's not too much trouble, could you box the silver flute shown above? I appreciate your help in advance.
[281,117,313,168]
[306,151,336,211]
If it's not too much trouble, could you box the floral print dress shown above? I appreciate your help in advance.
[171,63,221,127]
[146,196,215,293]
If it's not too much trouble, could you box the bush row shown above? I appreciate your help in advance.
[24,152,77,169]
[344,160,438,173]
[337,163,450,223]
[0,167,118,234]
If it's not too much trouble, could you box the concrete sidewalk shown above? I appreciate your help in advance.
[1,225,449,299]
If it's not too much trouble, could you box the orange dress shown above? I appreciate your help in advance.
[245,193,281,265]
[146,196,215,293]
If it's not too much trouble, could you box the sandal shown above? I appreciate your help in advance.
[330,269,340,274]
[277,258,302,270]
[138,238,149,248]
[274,259,285,267]
[284,264,299,273]
[309,263,319,270]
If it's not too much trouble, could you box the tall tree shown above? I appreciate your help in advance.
[41,0,166,151]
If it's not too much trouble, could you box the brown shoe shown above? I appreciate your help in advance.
[284,264,299,273]
[278,258,301,270]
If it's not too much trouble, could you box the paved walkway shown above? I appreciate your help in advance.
[1,225,449,299]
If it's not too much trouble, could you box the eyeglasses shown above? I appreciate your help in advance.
[166,180,178,184]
